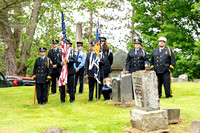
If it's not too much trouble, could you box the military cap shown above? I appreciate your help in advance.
[90,42,95,46]
[158,37,167,42]
[77,42,83,46]
[39,47,47,52]
[134,39,142,44]
[66,40,72,45]
[100,37,107,42]
[52,39,59,44]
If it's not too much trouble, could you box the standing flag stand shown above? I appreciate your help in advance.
[34,83,36,104]
[94,19,101,100]
[59,11,68,101]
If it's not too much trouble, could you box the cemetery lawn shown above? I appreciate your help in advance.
[0,82,200,133]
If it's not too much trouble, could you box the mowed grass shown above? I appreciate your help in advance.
[0,82,200,133]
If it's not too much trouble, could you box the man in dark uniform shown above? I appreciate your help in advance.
[33,47,53,105]
[85,42,105,101]
[101,37,113,78]
[65,40,76,103]
[74,42,86,94]
[150,37,175,98]
[125,39,149,99]
[48,39,62,94]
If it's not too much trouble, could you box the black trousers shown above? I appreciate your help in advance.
[88,77,97,101]
[59,85,66,102]
[104,73,109,78]
[68,74,75,102]
[157,70,172,98]
[95,77,103,99]
[75,67,84,94]
[51,72,60,93]
[36,83,47,104]
[102,89,112,100]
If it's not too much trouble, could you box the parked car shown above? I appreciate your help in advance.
[6,76,35,86]
[0,72,12,87]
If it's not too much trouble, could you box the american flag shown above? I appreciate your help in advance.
[59,11,68,86]
[93,20,101,84]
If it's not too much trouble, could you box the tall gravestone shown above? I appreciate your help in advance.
[120,74,133,103]
[112,78,121,102]
[132,71,160,111]
[130,71,168,132]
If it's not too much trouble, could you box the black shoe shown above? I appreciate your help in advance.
[42,102,46,105]
[61,101,65,103]
[88,99,92,102]
[70,100,75,103]
[166,95,173,98]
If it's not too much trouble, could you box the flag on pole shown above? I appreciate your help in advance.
[93,20,101,84]
[59,11,68,86]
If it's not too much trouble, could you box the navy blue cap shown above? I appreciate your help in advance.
[66,40,73,45]
[134,39,142,44]
[77,42,83,46]
[39,47,47,52]
[90,42,95,46]
[52,39,59,44]
[100,37,106,42]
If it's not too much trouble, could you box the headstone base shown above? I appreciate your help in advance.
[190,121,200,133]
[108,101,135,108]
[130,109,168,132]
[162,108,180,124]
[125,127,169,133]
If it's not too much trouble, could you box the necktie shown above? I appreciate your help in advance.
[135,50,138,55]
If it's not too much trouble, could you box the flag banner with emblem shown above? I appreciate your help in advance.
[59,11,68,86]
[93,20,101,84]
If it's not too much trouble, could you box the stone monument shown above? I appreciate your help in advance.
[112,78,121,102]
[111,50,127,78]
[130,70,168,132]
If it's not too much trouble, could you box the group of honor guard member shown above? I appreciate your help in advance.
[74,42,86,94]
[150,37,175,98]
[47,40,62,95]
[125,39,149,99]
[64,40,76,103]
[101,37,113,78]
[33,47,53,105]
[85,42,105,101]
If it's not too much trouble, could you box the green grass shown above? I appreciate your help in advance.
[0,82,200,133]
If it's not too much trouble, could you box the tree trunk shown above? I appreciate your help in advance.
[17,0,43,76]
[0,10,18,76]
[1,24,18,76]
[130,7,135,43]
[88,10,93,52]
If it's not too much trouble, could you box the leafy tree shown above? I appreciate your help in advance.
[128,0,200,79]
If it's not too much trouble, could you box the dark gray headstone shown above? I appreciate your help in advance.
[120,74,133,103]
[163,108,180,124]
[190,121,200,133]
[112,78,121,102]
[132,71,160,112]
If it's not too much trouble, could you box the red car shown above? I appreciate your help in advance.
[6,76,35,86]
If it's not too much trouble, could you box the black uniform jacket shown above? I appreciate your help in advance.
[85,52,105,78]
[150,46,175,74]
[33,57,53,83]
[103,48,113,74]
[67,48,76,75]
[126,48,149,73]
[48,48,62,74]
